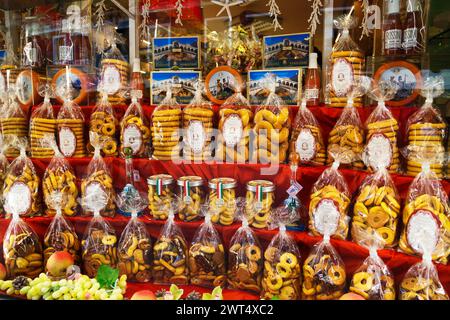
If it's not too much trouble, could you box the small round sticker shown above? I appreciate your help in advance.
[313,199,340,236]
[407,209,440,255]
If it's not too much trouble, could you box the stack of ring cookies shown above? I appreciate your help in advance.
[309,184,351,240]
[244,180,275,229]
[327,124,365,169]
[189,242,226,288]
[400,275,449,300]
[81,169,116,217]
[209,178,237,226]
[82,228,118,278]
[182,105,214,161]
[227,243,263,294]
[177,176,205,222]
[88,111,118,156]
[4,229,44,279]
[152,235,189,285]
[302,253,346,300]
[151,107,182,160]
[120,113,150,158]
[351,184,399,248]
[366,118,400,173]
[43,229,80,268]
[30,117,56,158]
[252,107,290,164]
[118,234,152,282]
[350,271,395,300]
[261,247,301,300]
[42,166,78,216]
[56,118,86,158]
[406,122,446,178]
[1,117,28,157]
[147,174,174,220]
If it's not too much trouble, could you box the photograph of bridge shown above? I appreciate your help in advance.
[151,71,201,105]
[263,33,311,69]
[153,36,200,70]
[248,69,302,106]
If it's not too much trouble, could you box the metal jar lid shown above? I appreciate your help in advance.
[246,180,275,192]
[147,174,174,186]
[208,177,237,189]
[177,176,204,187]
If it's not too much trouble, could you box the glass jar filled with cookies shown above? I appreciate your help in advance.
[177,176,205,222]
[147,174,175,220]
[245,180,275,229]
[209,177,237,226]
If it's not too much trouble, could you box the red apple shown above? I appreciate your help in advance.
[46,251,75,277]
[130,290,157,300]
[339,292,366,300]
[0,263,6,280]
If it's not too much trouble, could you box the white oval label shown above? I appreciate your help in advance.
[223,114,243,147]
[407,209,440,255]
[16,73,33,104]
[295,129,316,162]
[313,198,340,236]
[331,58,354,97]
[84,181,108,212]
[59,127,76,157]
[187,120,206,154]
[5,182,31,216]
[366,133,392,170]
[102,65,121,95]
[0,73,5,92]
[123,124,143,155]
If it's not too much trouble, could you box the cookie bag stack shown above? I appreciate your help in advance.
[289,98,326,166]
[3,136,41,218]
[41,135,79,217]
[88,84,119,157]
[252,75,290,164]
[150,87,182,161]
[261,206,301,300]
[227,198,263,294]
[81,132,116,217]
[120,90,150,158]
[0,136,9,216]
[327,14,365,108]
[399,155,450,264]
[43,191,81,272]
[152,204,189,285]
[189,207,226,288]
[349,231,395,300]
[405,76,447,178]
[29,85,56,159]
[116,192,152,283]
[182,81,214,162]
[364,80,400,173]
[216,83,253,163]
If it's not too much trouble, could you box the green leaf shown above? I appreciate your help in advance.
[96,265,119,289]
[170,284,183,300]
[271,296,280,300]
[202,293,213,300]
[202,286,223,300]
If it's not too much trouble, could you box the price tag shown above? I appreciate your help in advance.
[287,182,303,197]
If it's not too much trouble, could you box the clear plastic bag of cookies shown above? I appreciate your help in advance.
[0,136,10,216]
[327,14,365,108]
[289,98,325,166]
[177,175,205,222]
[3,200,43,279]
[0,87,28,157]
[308,157,351,240]
[43,191,81,271]
[116,191,152,282]
[3,136,41,218]
[351,163,400,248]
[182,81,214,162]
[88,84,119,157]
[228,198,263,294]
[399,157,450,264]
[189,208,226,288]
[405,76,447,178]
[151,87,182,161]
[326,77,369,169]
[216,83,252,163]
[349,232,395,300]
[56,81,86,158]
[42,135,78,217]
[209,177,237,226]
[302,222,346,300]
[252,75,290,164]
[120,90,150,158]
[152,206,189,285]
[29,84,56,159]
[81,188,118,278]
[261,207,301,300]
[81,132,116,217]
